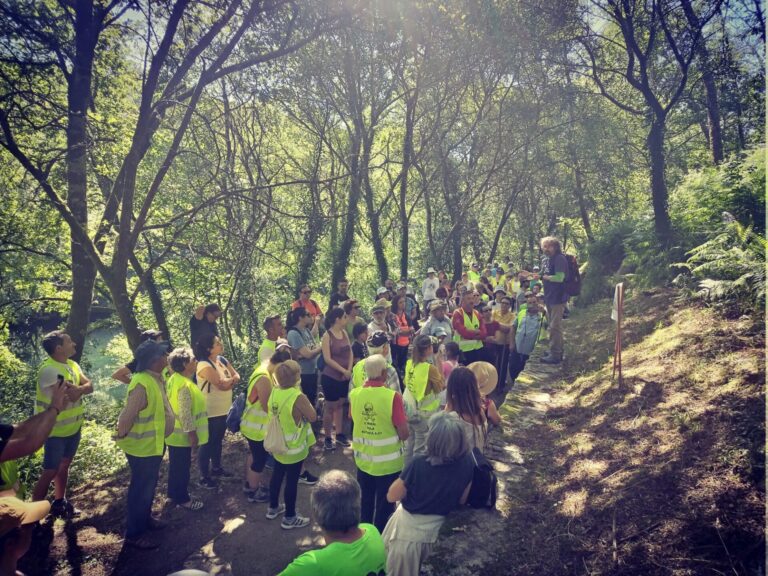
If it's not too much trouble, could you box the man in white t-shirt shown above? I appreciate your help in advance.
[421,268,439,316]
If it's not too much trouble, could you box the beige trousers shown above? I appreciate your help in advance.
[546,302,565,360]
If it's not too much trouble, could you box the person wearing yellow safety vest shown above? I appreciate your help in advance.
[242,346,290,503]
[0,380,69,500]
[165,348,207,511]
[467,262,481,284]
[31,331,93,518]
[267,361,317,530]
[349,354,409,532]
[350,331,400,394]
[451,291,489,366]
[111,330,165,384]
[259,314,286,365]
[402,335,444,466]
[116,340,175,550]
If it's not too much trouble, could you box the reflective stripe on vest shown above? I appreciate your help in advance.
[452,310,483,352]
[404,360,439,414]
[351,361,367,390]
[349,386,403,475]
[116,372,166,457]
[35,358,84,438]
[165,373,209,448]
[242,366,272,442]
[270,386,315,465]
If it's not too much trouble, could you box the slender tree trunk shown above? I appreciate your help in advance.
[680,0,724,164]
[573,166,594,242]
[107,273,142,349]
[129,254,170,343]
[332,132,362,288]
[647,118,672,243]
[361,136,389,283]
[398,93,415,280]
[64,0,99,360]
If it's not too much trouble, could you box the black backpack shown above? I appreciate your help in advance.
[564,254,582,296]
[466,447,498,509]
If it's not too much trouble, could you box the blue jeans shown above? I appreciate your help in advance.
[126,454,162,539]
[167,446,191,504]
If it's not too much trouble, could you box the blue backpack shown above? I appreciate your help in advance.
[226,392,246,433]
[515,313,543,356]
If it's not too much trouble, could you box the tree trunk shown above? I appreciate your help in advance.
[398,93,415,281]
[331,131,362,288]
[573,166,594,242]
[64,0,99,361]
[647,118,672,243]
[107,273,141,350]
[680,0,724,164]
[129,254,171,343]
[361,136,389,283]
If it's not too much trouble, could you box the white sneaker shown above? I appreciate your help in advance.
[265,503,286,519]
[280,514,310,530]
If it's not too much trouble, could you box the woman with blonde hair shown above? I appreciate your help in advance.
[267,360,317,530]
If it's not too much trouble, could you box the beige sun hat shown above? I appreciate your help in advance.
[0,497,51,538]
[468,361,498,396]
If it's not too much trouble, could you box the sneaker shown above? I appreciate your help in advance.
[323,438,335,451]
[243,481,254,494]
[50,499,66,518]
[335,434,351,448]
[248,487,270,503]
[298,471,318,486]
[281,514,310,530]
[63,499,82,518]
[198,477,218,490]
[210,467,233,478]
[265,503,286,519]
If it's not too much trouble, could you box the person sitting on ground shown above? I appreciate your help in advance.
[367,300,393,361]
[0,497,52,576]
[279,470,387,575]
[343,300,366,341]
[321,307,353,451]
[328,278,351,310]
[286,308,322,409]
[0,381,69,500]
[242,346,292,503]
[349,355,409,532]
[440,342,461,408]
[190,303,221,348]
[479,303,508,380]
[116,340,175,549]
[267,360,317,530]
[111,330,165,384]
[384,279,396,299]
[195,334,240,489]
[445,367,492,452]
[403,335,444,466]
[32,330,93,518]
[291,285,324,327]
[489,287,506,312]
[165,348,206,511]
[468,362,502,430]
[382,411,474,576]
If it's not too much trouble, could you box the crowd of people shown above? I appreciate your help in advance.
[0,236,572,575]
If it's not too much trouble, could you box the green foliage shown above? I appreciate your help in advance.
[0,343,34,423]
[679,219,766,316]
[669,148,766,244]
[580,222,633,304]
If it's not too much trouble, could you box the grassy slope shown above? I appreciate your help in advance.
[495,288,764,575]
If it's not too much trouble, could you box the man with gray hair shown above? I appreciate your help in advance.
[348,355,409,533]
[278,470,386,575]
[539,236,568,364]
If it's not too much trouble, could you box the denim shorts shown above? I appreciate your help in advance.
[43,430,81,470]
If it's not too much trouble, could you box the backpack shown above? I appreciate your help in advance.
[564,254,581,296]
[226,392,246,433]
[466,447,498,509]
[263,395,291,455]
[515,313,543,356]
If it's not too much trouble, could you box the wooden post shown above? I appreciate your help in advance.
[612,282,625,385]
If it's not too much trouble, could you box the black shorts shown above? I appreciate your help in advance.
[321,374,349,402]
[247,438,268,473]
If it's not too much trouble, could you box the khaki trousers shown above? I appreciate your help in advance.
[546,302,566,360]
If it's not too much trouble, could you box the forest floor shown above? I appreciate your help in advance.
[20,287,765,575]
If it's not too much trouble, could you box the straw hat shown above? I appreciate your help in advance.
[468,361,498,396]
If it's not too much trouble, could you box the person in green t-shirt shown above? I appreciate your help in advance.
[279,470,386,576]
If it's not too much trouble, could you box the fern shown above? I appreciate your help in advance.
[682,218,766,315]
